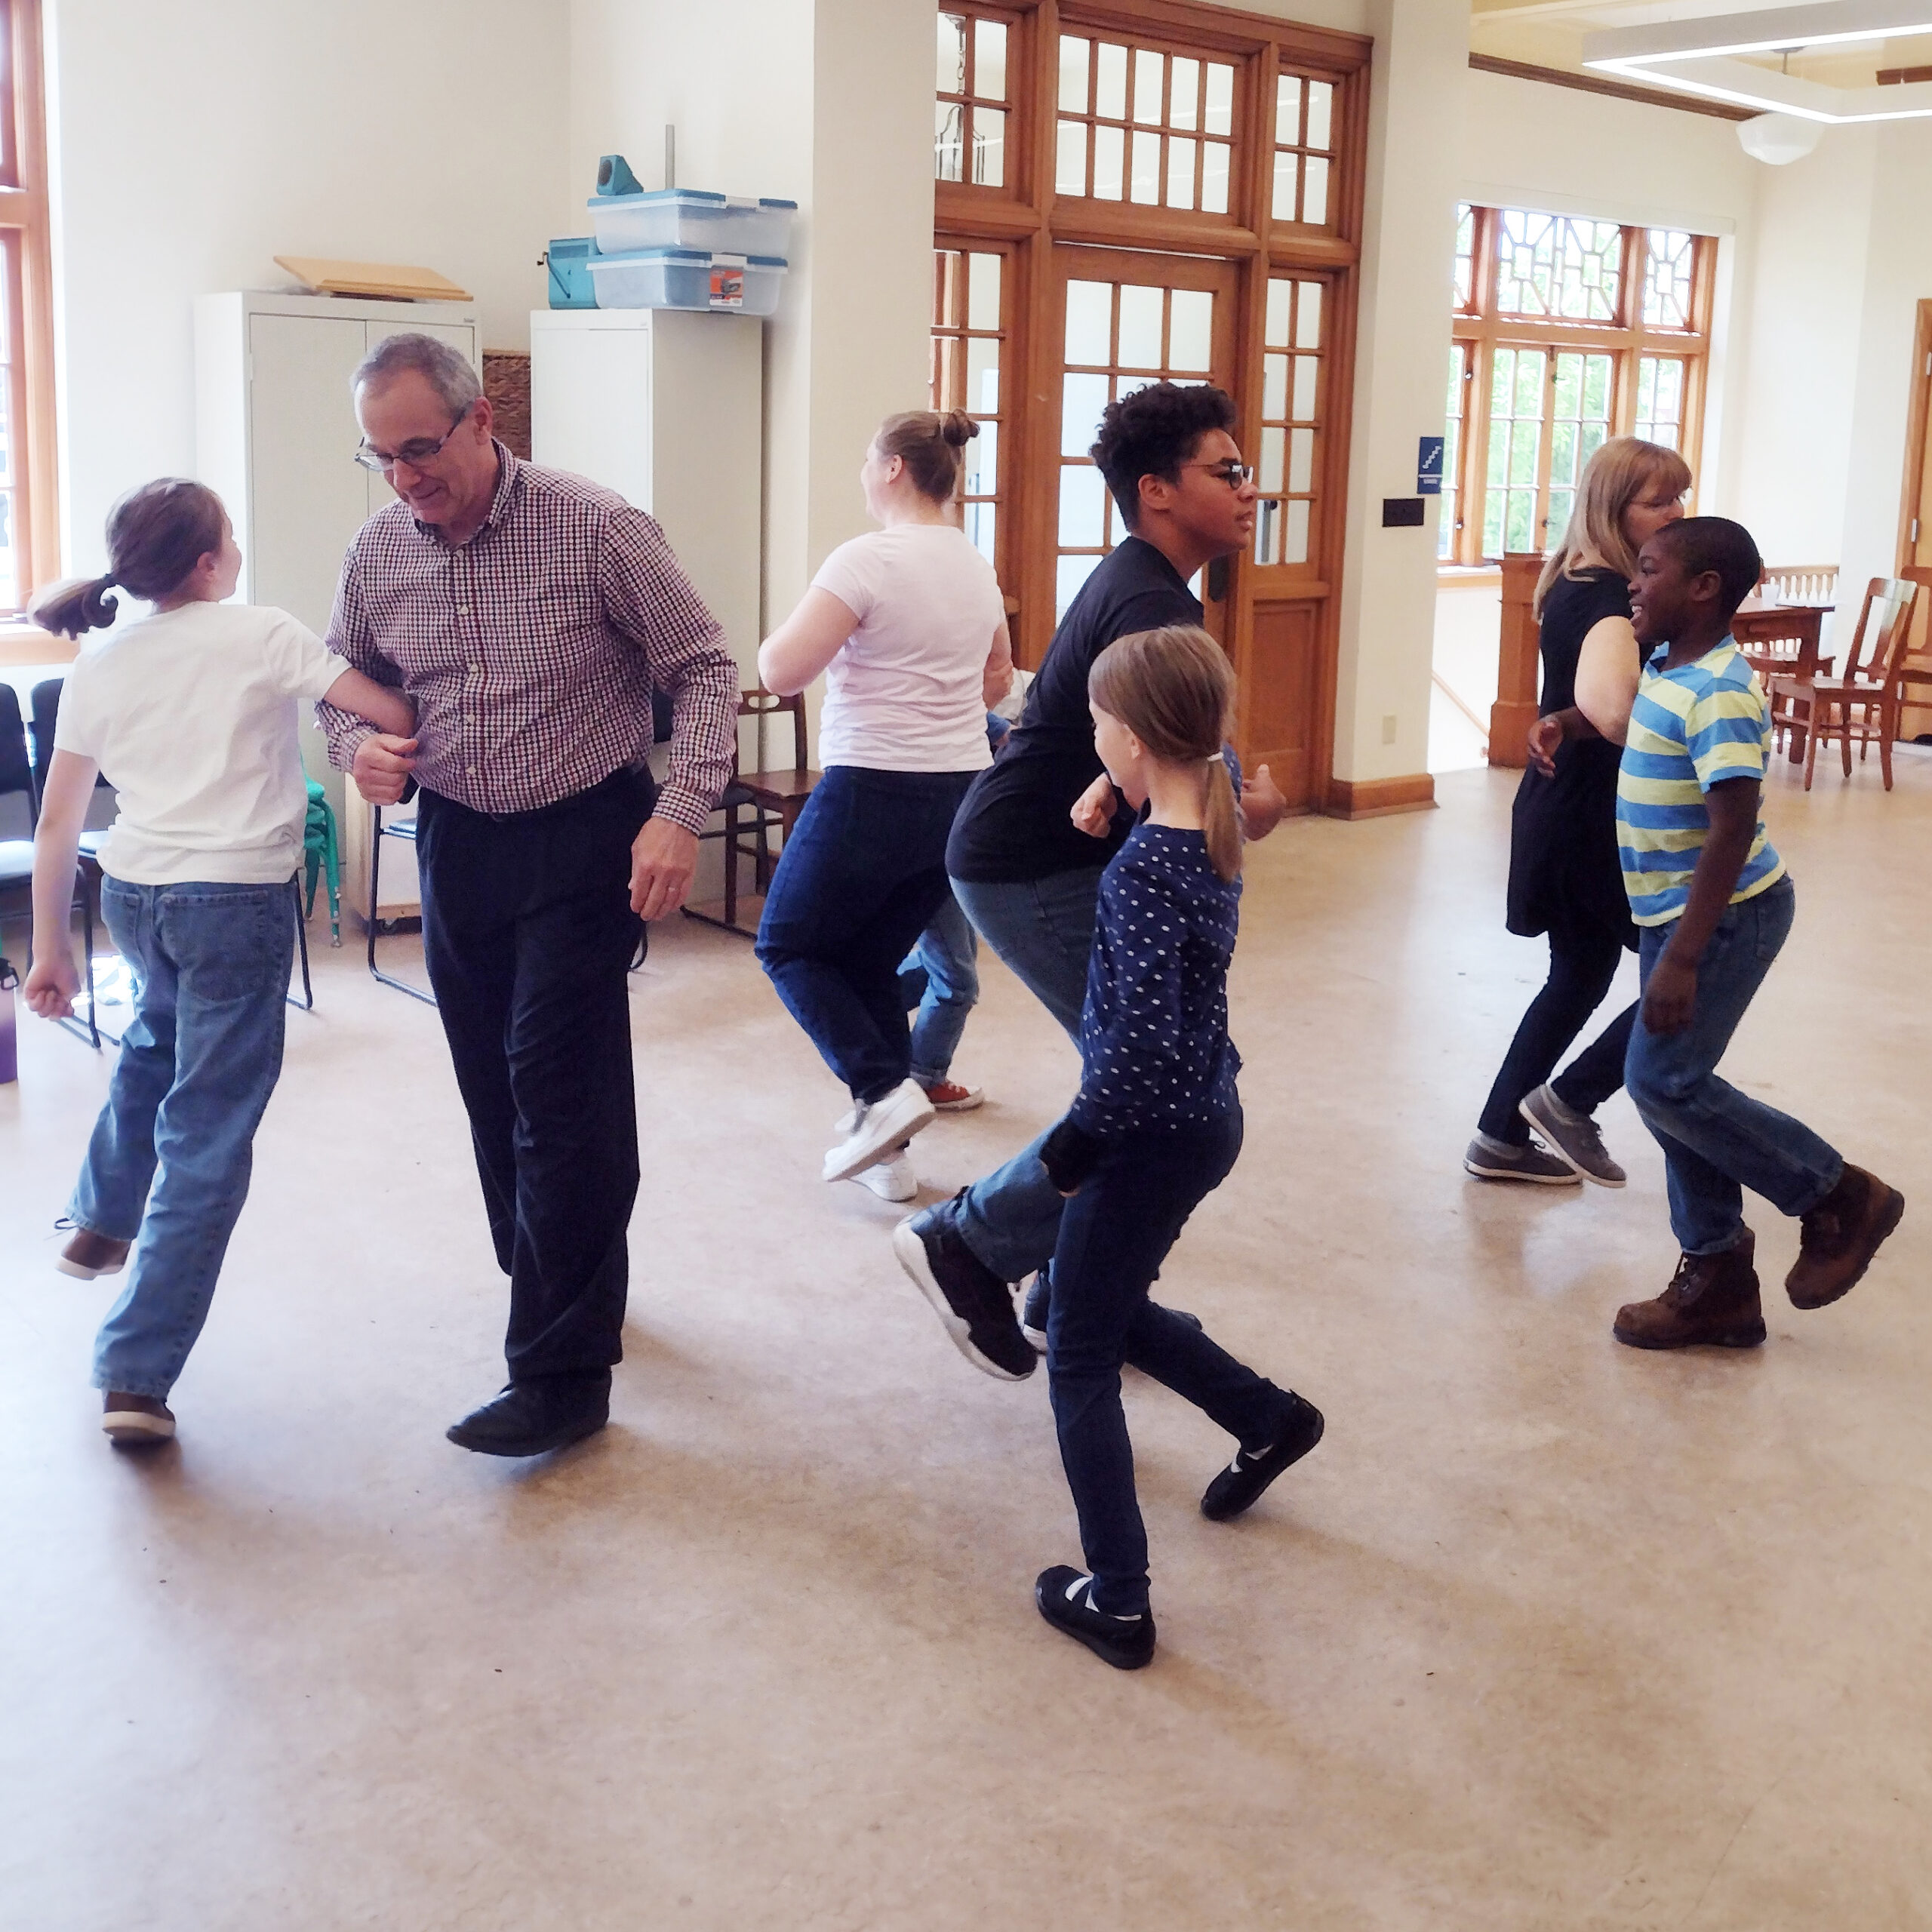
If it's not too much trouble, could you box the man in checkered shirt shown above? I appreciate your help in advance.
[317,332,737,1459]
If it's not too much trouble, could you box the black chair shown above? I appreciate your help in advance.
[367,804,435,1005]
[0,682,103,1049]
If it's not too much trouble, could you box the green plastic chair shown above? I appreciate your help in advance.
[303,780,341,946]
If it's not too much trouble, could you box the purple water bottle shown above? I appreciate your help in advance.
[0,955,17,1084]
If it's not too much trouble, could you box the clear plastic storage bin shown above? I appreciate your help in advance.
[587,189,797,260]
[586,248,788,316]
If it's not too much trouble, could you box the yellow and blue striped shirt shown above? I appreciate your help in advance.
[1615,639,1785,928]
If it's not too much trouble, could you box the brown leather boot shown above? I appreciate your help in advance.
[57,1228,132,1280]
[1614,1231,1766,1349]
[1786,1165,1905,1309]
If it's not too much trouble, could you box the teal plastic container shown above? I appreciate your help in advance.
[546,238,597,309]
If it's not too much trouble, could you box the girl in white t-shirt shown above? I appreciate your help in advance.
[756,410,1012,1195]
[23,478,414,1447]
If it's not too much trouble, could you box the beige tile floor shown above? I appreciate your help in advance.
[2,753,1929,1931]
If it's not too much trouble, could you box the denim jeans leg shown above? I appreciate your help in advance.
[905,892,980,1086]
[1046,1113,1246,1616]
[944,867,1104,1280]
[950,867,1103,1044]
[1625,880,1841,1254]
[69,880,177,1242]
[758,771,968,1103]
[91,883,295,1398]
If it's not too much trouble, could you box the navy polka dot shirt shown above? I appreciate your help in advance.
[1067,821,1242,1144]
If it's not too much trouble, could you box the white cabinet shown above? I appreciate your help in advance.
[195,291,479,928]
[528,306,763,685]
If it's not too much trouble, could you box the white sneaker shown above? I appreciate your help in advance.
[823,1078,937,1183]
[853,1149,916,1201]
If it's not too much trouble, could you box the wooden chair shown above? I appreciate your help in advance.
[682,688,820,938]
[1767,577,1920,790]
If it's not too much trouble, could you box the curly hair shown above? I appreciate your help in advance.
[1088,382,1238,529]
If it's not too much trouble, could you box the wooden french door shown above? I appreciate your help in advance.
[1038,246,1239,638]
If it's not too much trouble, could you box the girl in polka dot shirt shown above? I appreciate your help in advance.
[1030,626,1323,1670]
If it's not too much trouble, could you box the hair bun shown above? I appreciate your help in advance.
[941,409,977,447]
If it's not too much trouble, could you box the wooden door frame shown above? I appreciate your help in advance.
[1037,242,1241,652]
[934,0,1371,811]
[1895,299,1932,574]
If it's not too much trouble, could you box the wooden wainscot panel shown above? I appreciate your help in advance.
[1238,599,1322,812]
[1326,773,1436,820]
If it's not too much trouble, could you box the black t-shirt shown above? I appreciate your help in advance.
[1506,566,1638,949]
[946,537,1202,883]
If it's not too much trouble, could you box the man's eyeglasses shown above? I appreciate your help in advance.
[354,409,470,475]
[1186,460,1254,488]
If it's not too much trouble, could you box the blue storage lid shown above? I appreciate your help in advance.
[583,189,795,211]
[588,246,789,270]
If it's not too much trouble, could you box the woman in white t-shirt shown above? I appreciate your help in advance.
[756,409,1012,1193]
[23,478,414,1447]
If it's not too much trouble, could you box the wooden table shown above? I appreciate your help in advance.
[1731,595,1834,764]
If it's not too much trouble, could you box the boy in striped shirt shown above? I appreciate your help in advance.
[1543,517,1902,1348]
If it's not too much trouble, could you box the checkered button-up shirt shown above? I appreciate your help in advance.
[316,445,737,833]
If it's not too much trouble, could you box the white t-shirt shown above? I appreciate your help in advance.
[810,524,1006,772]
[53,601,349,886]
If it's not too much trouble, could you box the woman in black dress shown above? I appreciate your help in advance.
[1466,436,1691,1186]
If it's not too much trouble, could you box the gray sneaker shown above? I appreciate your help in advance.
[1463,1132,1581,1185]
[1518,1084,1627,1188]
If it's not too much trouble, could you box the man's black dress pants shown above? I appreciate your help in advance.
[415,768,651,1383]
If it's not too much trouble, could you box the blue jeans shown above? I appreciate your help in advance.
[1625,878,1841,1255]
[1047,1107,1291,1615]
[757,767,977,1103]
[75,877,295,1398]
[899,891,980,1086]
[943,866,1105,1281]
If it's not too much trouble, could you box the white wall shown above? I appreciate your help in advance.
[1726,128,1878,568]
[1331,0,1466,792]
[1833,121,1932,612]
[567,0,930,645]
[48,0,571,575]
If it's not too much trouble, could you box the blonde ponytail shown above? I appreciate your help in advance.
[1199,752,1241,884]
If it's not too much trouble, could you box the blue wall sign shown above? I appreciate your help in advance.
[1417,435,1444,497]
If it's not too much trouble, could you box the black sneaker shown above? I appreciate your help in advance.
[446,1374,611,1457]
[1200,1393,1324,1521]
[893,1199,1036,1381]
[1034,1565,1156,1669]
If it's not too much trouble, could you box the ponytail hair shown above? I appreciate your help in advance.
[874,408,977,502]
[30,477,228,639]
[1088,624,1241,882]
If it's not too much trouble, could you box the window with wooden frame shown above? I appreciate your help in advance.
[930,243,1011,576]
[929,1,1370,815]
[0,0,52,619]
[1441,202,1713,567]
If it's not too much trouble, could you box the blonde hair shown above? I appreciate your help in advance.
[1088,625,1241,883]
[1534,436,1693,619]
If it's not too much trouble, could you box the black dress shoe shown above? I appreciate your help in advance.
[1200,1392,1324,1521]
[446,1375,610,1457]
[1034,1565,1156,1669]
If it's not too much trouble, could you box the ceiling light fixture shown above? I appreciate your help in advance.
[1585,2,1932,122]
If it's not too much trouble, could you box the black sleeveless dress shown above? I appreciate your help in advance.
[1504,568,1638,953]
